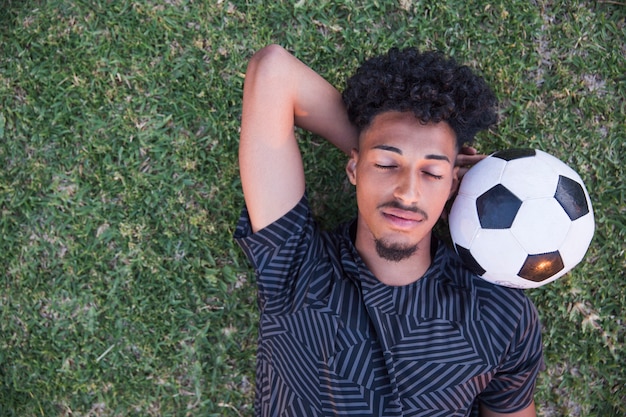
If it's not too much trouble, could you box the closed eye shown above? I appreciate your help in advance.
[424,172,444,180]
[375,164,397,170]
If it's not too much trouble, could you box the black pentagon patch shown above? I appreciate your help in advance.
[518,251,564,282]
[554,175,589,220]
[455,244,486,276]
[492,148,536,161]
[476,184,522,229]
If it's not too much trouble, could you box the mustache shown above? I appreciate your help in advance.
[378,201,429,220]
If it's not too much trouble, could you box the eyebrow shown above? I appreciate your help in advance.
[372,144,451,162]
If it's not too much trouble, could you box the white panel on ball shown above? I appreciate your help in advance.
[501,157,560,200]
[559,213,596,268]
[457,156,507,197]
[471,229,527,279]
[535,150,581,180]
[448,194,480,248]
[511,198,571,254]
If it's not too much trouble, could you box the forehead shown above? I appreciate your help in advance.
[359,111,458,155]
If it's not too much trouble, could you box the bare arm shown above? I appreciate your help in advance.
[480,401,536,417]
[239,44,357,232]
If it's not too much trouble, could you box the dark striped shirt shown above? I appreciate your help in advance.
[235,195,543,417]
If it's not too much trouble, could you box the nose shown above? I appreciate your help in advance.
[393,170,420,204]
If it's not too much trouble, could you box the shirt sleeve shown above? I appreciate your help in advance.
[478,295,544,413]
[234,194,318,313]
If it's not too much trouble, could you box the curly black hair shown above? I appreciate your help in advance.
[342,47,497,148]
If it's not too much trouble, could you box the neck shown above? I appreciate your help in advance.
[354,224,433,286]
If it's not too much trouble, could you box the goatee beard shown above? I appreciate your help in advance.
[375,239,418,262]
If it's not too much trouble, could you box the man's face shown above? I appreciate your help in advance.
[346,111,459,262]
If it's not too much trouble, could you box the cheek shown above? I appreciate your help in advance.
[361,164,395,185]
[355,184,376,209]
[355,177,386,210]
[423,180,455,209]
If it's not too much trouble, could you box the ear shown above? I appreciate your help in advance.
[346,148,359,185]
[448,166,460,200]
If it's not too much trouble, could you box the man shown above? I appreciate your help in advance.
[235,44,543,417]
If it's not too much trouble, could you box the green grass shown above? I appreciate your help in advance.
[1,0,624,416]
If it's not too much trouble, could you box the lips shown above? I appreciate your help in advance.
[383,207,424,222]
[376,201,429,231]
[381,208,426,230]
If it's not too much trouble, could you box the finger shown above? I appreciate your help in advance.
[459,146,478,156]
[456,153,486,167]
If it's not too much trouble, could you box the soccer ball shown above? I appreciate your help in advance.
[449,149,595,289]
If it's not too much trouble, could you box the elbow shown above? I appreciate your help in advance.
[245,44,291,80]
[250,44,288,63]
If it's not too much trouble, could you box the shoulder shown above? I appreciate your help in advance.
[235,193,314,252]
[234,194,321,298]
[235,193,355,311]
